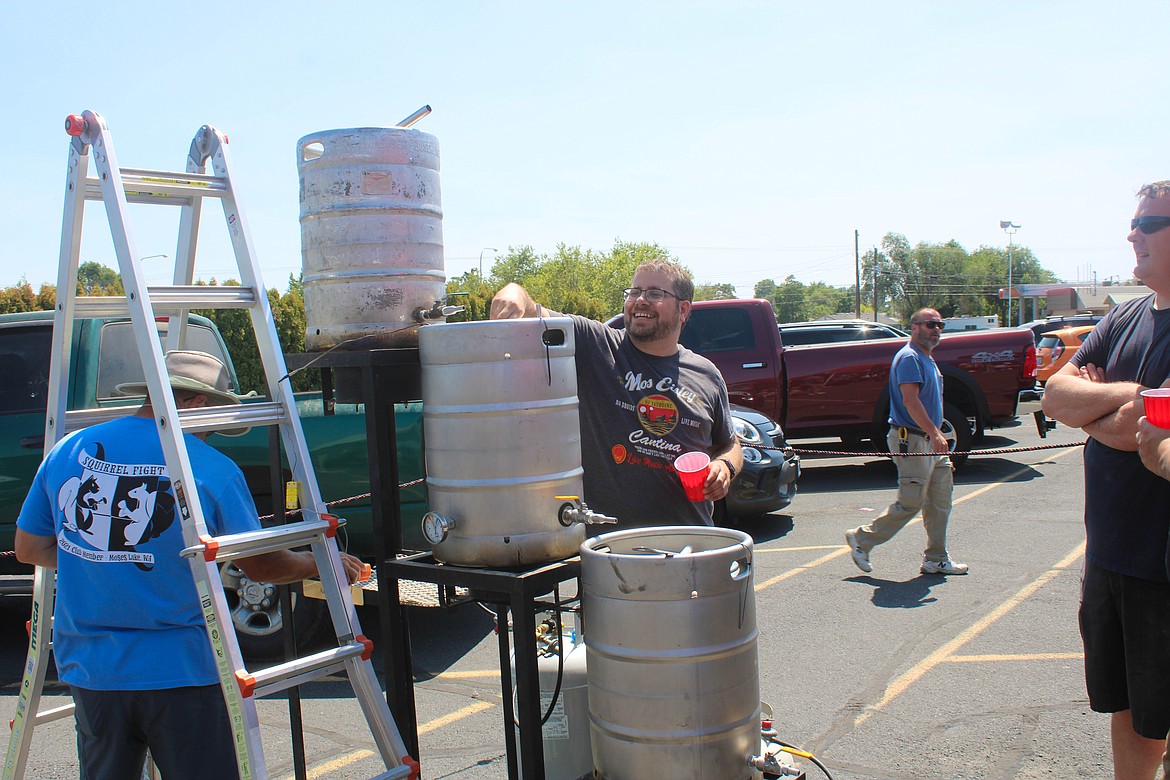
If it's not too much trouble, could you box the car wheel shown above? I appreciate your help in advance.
[941,402,973,467]
[219,562,332,660]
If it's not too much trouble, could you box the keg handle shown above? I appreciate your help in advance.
[554,496,617,527]
[630,545,693,558]
[414,299,465,323]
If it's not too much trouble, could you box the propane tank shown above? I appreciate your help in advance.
[512,616,594,780]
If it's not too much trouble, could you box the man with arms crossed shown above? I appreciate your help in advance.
[1043,183,1170,779]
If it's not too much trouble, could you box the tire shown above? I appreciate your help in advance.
[219,562,333,660]
[941,402,973,468]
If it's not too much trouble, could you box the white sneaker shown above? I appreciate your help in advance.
[845,530,872,573]
[921,557,969,575]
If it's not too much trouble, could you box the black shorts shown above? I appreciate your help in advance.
[1079,561,1170,739]
[71,684,240,780]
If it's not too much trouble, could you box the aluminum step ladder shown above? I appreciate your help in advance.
[3,110,418,780]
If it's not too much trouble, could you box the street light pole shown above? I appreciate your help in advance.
[479,247,498,279]
[1000,221,1020,326]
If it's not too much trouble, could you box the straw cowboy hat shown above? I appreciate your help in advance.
[116,350,250,436]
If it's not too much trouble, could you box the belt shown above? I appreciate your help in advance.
[891,424,928,438]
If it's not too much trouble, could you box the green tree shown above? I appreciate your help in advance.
[77,262,123,295]
[448,240,678,321]
[0,279,37,314]
[694,283,736,301]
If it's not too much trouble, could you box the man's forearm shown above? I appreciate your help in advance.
[1043,371,1140,428]
[1082,402,1142,451]
[903,394,941,437]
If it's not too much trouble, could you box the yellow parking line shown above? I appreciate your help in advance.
[853,540,1086,727]
[755,548,850,590]
[418,700,496,734]
[287,701,498,779]
[428,669,500,680]
[296,750,374,779]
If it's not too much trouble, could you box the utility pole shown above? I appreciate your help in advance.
[872,248,879,322]
[1000,221,1020,326]
[854,230,861,319]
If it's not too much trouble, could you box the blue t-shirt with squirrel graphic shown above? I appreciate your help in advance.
[17,415,259,689]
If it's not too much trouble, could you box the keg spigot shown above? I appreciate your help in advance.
[555,496,617,527]
[414,299,465,323]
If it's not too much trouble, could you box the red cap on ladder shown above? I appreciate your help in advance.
[64,115,87,136]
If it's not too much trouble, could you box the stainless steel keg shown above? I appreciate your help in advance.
[298,126,446,351]
[581,526,761,780]
[419,318,586,567]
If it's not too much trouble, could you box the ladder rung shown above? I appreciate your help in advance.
[63,406,138,432]
[63,402,286,436]
[31,702,74,726]
[176,401,287,434]
[243,639,369,698]
[73,286,258,317]
[372,767,416,780]
[180,516,344,563]
[84,168,228,204]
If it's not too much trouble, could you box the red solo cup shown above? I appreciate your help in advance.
[1141,388,1170,429]
[674,451,711,502]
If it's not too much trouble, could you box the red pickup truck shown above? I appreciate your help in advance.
[674,300,1036,457]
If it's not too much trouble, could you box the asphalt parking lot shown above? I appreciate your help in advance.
[0,402,1108,779]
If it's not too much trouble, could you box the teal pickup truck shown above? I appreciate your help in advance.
[0,310,427,656]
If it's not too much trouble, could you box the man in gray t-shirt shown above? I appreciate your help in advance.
[491,259,742,528]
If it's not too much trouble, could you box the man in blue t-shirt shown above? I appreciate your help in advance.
[15,350,364,780]
[844,307,968,576]
[1043,181,1170,779]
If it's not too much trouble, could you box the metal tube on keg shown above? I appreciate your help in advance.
[395,105,432,128]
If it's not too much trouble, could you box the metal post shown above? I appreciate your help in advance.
[854,230,861,319]
[480,247,498,279]
[1001,221,1021,326]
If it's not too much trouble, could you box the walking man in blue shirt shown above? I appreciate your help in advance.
[844,308,968,576]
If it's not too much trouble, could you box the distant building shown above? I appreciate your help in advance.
[1006,282,1151,319]
[818,312,904,328]
[943,315,999,331]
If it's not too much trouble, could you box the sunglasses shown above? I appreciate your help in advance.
[913,320,946,330]
[1131,216,1170,235]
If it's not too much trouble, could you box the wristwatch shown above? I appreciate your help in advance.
[716,456,738,480]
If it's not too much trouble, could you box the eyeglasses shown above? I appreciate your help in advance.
[1131,216,1170,235]
[913,320,946,330]
[623,287,680,303]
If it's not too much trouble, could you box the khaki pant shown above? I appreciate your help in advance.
[852,428,954,562]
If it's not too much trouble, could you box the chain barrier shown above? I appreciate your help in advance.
[784,440,1086,458]
[257,477,426,522]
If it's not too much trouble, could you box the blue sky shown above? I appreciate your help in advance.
[3,1,1163,299]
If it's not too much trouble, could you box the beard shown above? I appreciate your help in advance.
[627,312,677,344]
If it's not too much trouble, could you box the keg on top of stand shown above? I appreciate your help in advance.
[297,125,447,352]
[418,318,613,568]
[580,526,762,780]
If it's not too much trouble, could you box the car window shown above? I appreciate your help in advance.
[0,325,53,414]
[681,308,755,353]
[1037,336,1061,350]
[97,321,229,400]
[779,325,900,346]
[777,328,834,346]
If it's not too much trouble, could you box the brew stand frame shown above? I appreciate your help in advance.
[286,348,580,780]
